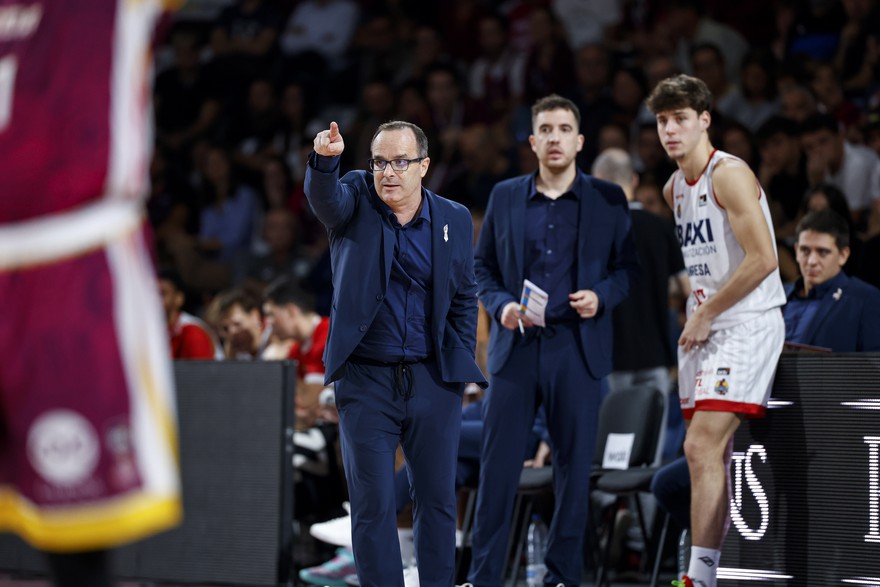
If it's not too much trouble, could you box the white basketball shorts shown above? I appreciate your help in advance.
[678,308,784,420]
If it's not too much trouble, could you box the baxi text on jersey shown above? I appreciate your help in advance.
[676,218,715,247]
[683,244,718,258]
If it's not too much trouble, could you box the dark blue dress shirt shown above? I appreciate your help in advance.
[784,272,846,343]
[352,187,434,362]
[524,176,580,322]
[312,154,434,363]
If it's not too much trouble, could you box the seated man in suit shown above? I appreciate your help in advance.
[784,209,880,351]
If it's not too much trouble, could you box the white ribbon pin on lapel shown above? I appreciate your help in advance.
[833,287,842,301]
[444,224,448,242]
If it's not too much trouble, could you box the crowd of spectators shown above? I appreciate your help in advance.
[145,1,880,581]
[148,0,880,315]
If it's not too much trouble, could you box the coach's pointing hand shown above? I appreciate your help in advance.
[314,121,345,156]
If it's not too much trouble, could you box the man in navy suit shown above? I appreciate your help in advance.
[785,209,880,351]
[468,95,639,587]
[305,120,486,587]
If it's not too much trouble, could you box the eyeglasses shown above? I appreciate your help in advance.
[368,158,424,172]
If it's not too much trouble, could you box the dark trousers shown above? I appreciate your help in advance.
[650,455,691,530]
[336,358,464,587]
[393,406,484,511]
[469,323,601,587]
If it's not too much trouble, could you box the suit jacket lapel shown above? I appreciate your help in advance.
[431,192,451,336]
[510,177,528,282]
[803,274,848,343]
[576,173,594,286]
[368,186,396,285]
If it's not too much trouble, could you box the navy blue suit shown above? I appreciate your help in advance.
[469,172,638,587]
[784,272,880,352]
[305,157,486,587]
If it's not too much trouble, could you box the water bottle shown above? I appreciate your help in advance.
[678,527,691,577]
[526,514,547,587]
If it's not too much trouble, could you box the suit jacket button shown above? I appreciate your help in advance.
[359,324,367,332]
[376,294,383,301]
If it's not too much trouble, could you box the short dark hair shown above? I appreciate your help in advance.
[158,266,185,293]
[801,182,853,224]
[799,113,839,136]
[215,288,262,316]
[531,94,581,127]
[796,209,850,251]
[646,74,713,115]
[371,121,429,158]
[264,277,315,312]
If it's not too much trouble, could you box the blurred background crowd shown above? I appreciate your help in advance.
[147,0,880,323]
[138,1,880,582]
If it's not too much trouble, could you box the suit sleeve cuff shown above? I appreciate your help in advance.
[309,152,341,173]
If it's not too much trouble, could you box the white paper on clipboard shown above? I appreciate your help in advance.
[519,279,548,327]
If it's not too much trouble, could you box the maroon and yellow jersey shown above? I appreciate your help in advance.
[0,0,161,223]
[0,0,182,553]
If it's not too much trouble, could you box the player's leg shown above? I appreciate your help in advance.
[681,410,741,587]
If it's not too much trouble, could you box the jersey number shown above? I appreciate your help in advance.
[0,56,17,132]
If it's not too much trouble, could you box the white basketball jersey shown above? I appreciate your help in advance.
[672,150,786,330]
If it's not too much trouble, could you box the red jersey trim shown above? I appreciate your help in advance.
[684,149,717,186]
[712,186,725,210]
[710,156,763,210]
[682,399,767,421]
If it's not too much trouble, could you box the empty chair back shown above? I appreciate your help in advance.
[593,386,665,470]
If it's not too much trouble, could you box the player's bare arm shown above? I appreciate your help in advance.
[682,159,779,350]
[662,175,675,210]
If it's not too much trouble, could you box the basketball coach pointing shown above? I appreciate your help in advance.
[305,120,486,587]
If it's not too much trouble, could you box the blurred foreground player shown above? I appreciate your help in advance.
[0,2,182,586]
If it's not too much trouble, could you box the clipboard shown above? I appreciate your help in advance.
[519,279,548,328]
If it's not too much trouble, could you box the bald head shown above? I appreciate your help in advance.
[591,148,637,200]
